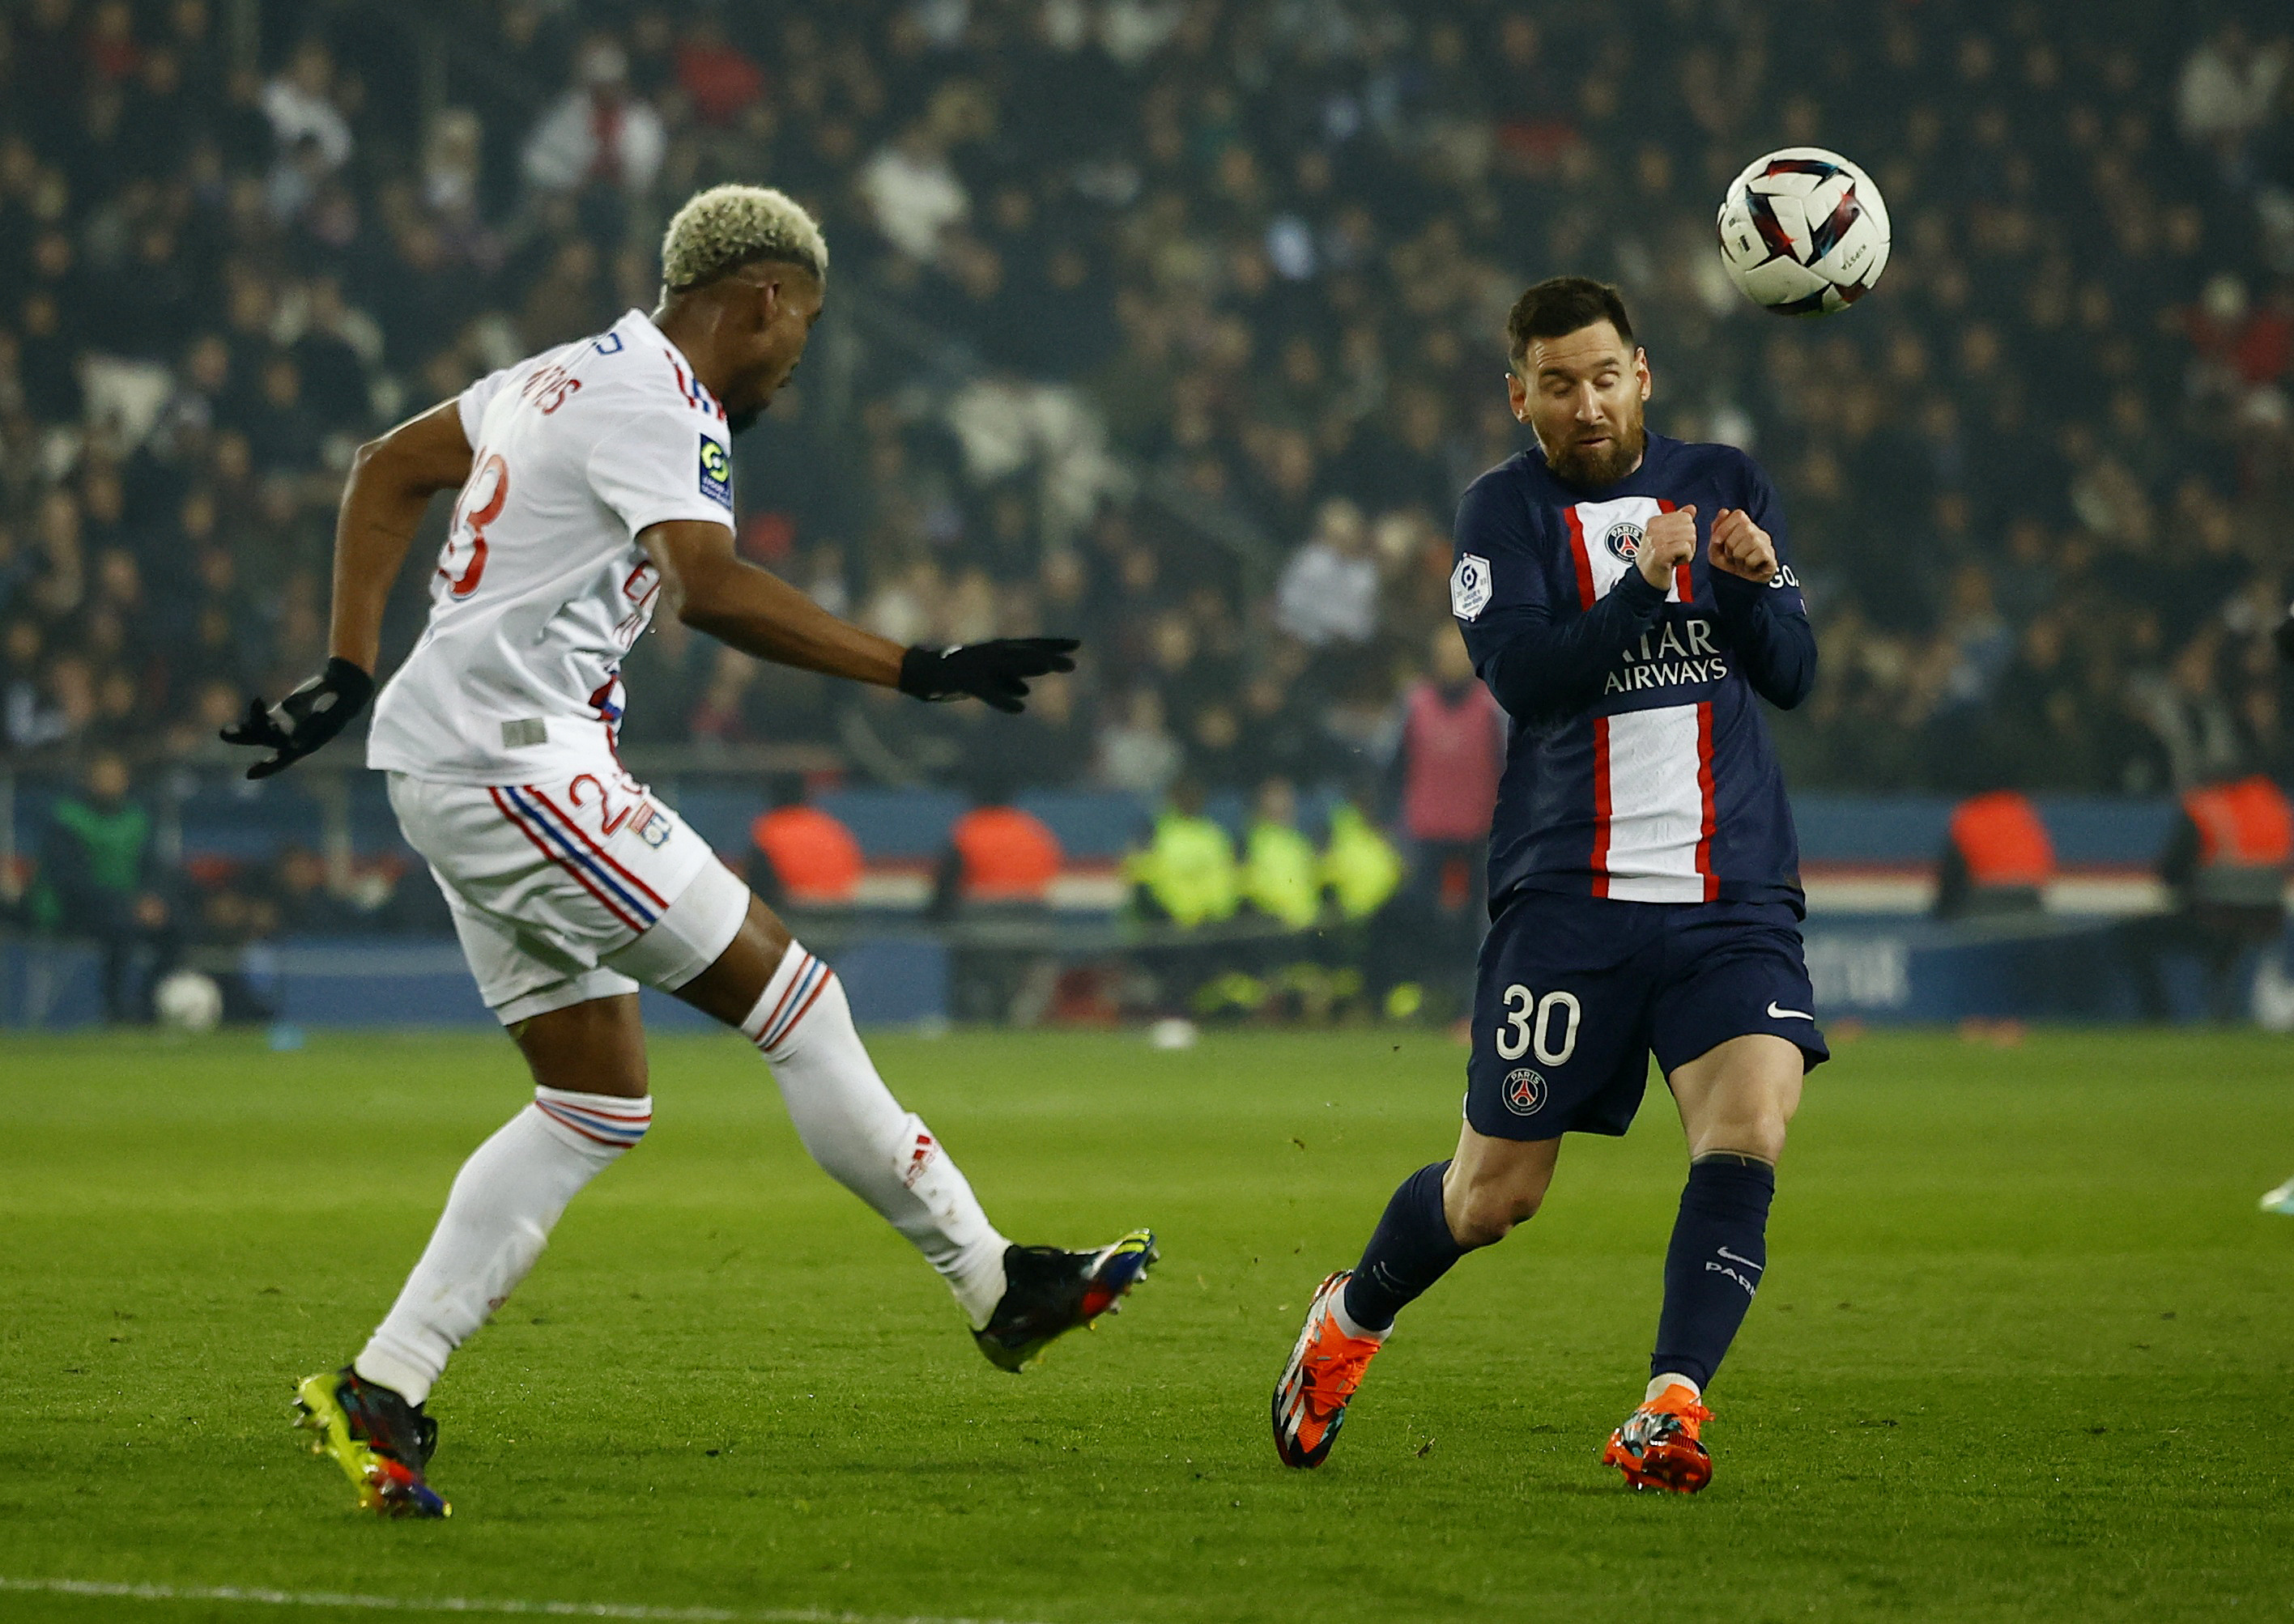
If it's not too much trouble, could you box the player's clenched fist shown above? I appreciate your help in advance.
[1636,504,1699,591]
[1709,508,1777,584]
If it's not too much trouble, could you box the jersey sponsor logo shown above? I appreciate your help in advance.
[1601,616,1730,695]
[1451,553,1492,621]
[699,435,733,508]
[1602,520,1645,562]
[1500,1067,1547,1116]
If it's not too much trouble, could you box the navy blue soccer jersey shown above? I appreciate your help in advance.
[1449,431,1816,913]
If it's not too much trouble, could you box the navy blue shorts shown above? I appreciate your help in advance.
[1464,891,1828,1141]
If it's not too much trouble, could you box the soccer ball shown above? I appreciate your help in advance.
[1717,147,1890,316]
[155,969,223,1033]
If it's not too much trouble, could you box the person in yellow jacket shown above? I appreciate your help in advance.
[1126,776,1239,929]
[1241,777,1325,930]
[1324,787,1404,922]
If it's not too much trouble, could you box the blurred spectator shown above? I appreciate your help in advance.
[1321,784,1406,926]
[2137,774,2294,1018]
[750,781,863,908]
[28,750,181,1020]
[1126,776,1237,929]
[521,36,666,197]
[1274,500,1379,648]
[1239,776,1321,930]
[1934,790,2055,920]
[260,38,353,185]
[1096,687,1181,797]
[860,123,968,263]
[931,782,1064,917]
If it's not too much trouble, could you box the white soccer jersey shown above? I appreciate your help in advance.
[366,308,738,785]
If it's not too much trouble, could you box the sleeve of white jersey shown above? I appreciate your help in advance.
[455,365,518,449]
[584,396,740,541]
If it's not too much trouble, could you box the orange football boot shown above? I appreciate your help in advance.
[1602,1382,1715,1494]
[1271,1270,1386,1469]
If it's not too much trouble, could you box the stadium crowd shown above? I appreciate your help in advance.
[2,0,2292,814]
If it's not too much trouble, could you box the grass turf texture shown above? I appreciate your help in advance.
[2,1027,2291,1622]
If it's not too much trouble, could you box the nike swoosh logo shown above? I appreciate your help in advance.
[1767,1002,1814,1022]
[1717,1246,1765,1271]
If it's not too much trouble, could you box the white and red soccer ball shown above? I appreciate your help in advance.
[1717,147,1891,317]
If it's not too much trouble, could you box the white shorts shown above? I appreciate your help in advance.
[388,769,752,1025]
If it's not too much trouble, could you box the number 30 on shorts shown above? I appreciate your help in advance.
[1494,984,1581,1065]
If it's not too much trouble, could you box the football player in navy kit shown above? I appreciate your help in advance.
[1274,278,1824,1494]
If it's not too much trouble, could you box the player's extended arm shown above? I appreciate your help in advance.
[641,520,1075,712]
[220,401,474,778]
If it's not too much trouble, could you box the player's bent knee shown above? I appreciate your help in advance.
[1693,1116,1788,1165]
[1447,1176,1543,1248]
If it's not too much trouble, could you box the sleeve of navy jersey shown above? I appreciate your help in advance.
[1450,462,1671,731]
[1706,454,1816,710]
[1452,438,1811,912]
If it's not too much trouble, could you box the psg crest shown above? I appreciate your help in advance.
[1603,521,1645,563]
[1501,1067,1547,1116]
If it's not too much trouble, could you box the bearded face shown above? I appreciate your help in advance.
[1509,321,1653,489]
[1543,385,1647,487]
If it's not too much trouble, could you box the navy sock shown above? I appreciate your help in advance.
[1649,1154,1777,1390]
[1342,1161,1469,1332]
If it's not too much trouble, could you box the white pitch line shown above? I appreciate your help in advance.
[0,1578,1054,1624]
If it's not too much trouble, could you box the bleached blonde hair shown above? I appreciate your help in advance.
[660,184,828,291]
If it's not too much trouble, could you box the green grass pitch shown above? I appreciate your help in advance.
[4,1024,2293,1622]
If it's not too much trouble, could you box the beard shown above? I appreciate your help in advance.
[727,405,762,436]
[1544,404,1647,487]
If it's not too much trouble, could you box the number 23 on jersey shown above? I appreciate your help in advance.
[440,452,508,598]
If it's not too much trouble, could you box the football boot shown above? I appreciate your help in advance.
[973,1230,1156,1372]
[1271,1269,1386,1469]
[294,1367,450,1518]
[1602,1381,1715,1494]
[2261,1175,2294,1215]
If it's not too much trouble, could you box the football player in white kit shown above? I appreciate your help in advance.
[223,185,1155,1519]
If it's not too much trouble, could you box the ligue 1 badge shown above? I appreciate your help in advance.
[1603,521,1644,563]
[1450,553,1492,621]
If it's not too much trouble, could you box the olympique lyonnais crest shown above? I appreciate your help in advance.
[1450,552,1492,621]
[1603,521,1645,563]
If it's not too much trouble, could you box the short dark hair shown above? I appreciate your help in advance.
[1507,277,1635,371]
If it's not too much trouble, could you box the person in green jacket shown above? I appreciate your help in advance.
[1241,776,1324,930]
[1324,786,1405,922]
[33,750,181,1021]
[1126,776,1238,929]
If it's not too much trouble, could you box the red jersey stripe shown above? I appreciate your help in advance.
[1694,701,1719,902]
[1590,713,1613,899]
[1563,506,1597,610]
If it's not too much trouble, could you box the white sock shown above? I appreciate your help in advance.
[354,1087,650,1405]
[744,940,1010,1328]
[1329,1295,1387,1344]
[1647,1371,1702,1405]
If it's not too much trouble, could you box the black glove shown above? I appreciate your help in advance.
[2275,606,2294,665]
[898,638,1079,714]
[219,657,376,779]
